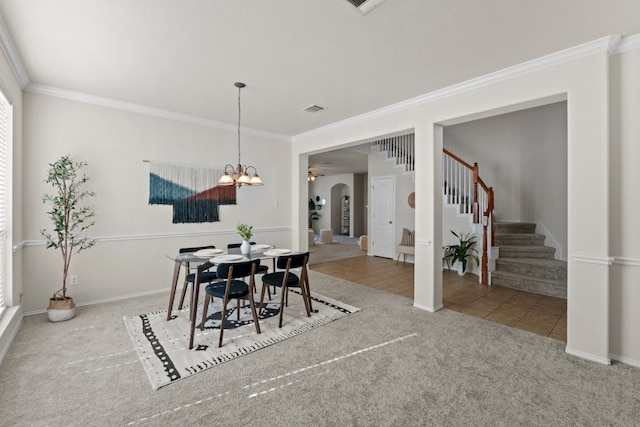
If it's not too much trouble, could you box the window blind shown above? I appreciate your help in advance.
[0,86,9,319]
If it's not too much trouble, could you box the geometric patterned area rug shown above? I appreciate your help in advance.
[123,290,360,390]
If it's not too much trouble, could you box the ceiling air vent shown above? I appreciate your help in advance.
[304,104,326,113]
[345,0,388,15]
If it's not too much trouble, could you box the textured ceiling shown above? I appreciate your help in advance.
[1,0,639,140]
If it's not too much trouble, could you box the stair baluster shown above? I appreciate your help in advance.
[442,149,495,284]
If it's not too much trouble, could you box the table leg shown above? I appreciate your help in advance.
[166,260,182,321]
[189,268,202,350]
[302,265,314,313]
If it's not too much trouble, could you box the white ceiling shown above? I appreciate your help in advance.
[1,0,639,176]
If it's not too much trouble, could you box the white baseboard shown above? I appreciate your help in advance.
[610,353,640,368]
[565,346,612,365]
[413,302,443,312]
[23,288,169,316]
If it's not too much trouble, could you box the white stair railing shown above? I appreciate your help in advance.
[442,148,495,285]
[442,153,473,214]
[371,134,414,172]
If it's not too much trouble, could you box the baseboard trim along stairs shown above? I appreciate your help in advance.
[491,222,567,298]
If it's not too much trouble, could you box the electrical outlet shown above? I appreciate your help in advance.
[70,275,79,286]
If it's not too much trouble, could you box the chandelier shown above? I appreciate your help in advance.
[218,82,263,187]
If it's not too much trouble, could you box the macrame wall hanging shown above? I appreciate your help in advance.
[146,161,236,223]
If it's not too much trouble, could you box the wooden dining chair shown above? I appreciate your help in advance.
[177,245,218,311]
[200,259,262,347]
[227,242,270,289]
[258,252,312,328]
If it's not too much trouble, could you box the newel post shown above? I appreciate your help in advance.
[472,163,479,223]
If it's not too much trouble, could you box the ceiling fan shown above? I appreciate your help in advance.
[307,170,325,181]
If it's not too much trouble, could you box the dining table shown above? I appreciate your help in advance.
[165,245,294,349]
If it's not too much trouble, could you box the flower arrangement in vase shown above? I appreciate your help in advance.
[236,223,253,254]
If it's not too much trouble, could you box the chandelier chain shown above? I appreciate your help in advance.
[237,84,242,167]
[218,81,263,187]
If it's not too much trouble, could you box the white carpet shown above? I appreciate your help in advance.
[124,289,359,390]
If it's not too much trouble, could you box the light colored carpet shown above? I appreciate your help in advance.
[1,271,639,426]
[124,291,359,390]
[309,238,365,265]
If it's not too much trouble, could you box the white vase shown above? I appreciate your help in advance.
[240,240,251,255]
[457,264,466,276]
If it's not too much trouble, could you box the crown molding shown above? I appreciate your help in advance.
[25,83,291,142]
[611,33,640,54]
[0,13,29,88]
[357,0,388,15]
[293,35,622,141]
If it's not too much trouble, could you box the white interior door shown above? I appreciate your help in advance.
[371,176,395,258]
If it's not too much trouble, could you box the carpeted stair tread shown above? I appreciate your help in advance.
[494,233,546,246]
[496,257,567,268]
[492,221,566,298]
[496,258,567,280]
[493,222,537,233]
[491,270,567,298]
[497,245,556,258]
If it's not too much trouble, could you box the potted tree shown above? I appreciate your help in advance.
[308,198,320,229]
[41,155,96,322]
[445,231,479,275]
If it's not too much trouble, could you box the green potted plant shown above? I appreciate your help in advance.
[308,198,320,229]
[41,155,96,322]
[445,231,479,275]
[236,223,253,254]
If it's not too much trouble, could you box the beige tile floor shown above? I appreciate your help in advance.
[310,255,567,341]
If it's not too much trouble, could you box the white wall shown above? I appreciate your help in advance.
[609,44,640,366]
[308,173,354,235]
[21,92,292,312]
[293,37,629,366]
[443,102,568,259]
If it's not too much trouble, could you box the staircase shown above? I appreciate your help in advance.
[491,222,567,299]
[371,134,415,178]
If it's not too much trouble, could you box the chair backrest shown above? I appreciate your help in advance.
[216,259,260,279]
[179,246,217,270]
[227,242,256,254]
[179,245,216,253]
[276,252,309,270]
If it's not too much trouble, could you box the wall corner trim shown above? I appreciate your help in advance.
[0,14,29,88]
